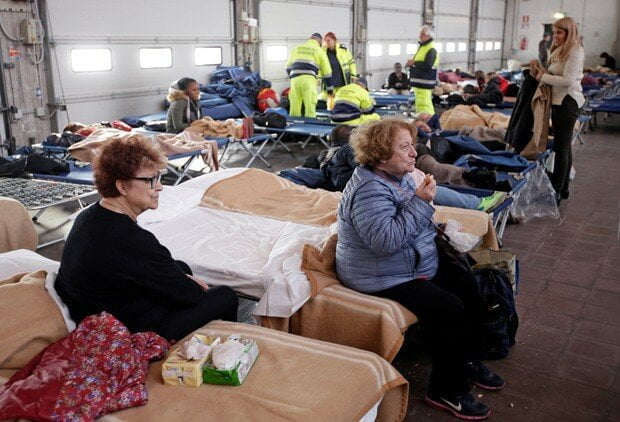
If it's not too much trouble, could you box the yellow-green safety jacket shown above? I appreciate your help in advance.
[286,39,333,91]
[409,38,439,89]
[321,44,357,91]
[331,82,376,122]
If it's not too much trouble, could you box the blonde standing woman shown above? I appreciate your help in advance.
[533,17,585,204]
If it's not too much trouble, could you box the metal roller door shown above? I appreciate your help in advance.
[366,0,423,90]
[258,0,353,93]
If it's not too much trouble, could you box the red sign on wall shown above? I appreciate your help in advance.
[8,47,20,59]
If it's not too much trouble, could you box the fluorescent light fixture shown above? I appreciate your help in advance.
[553,11,566,19]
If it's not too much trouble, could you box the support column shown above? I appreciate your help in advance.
[422,0,434,27]
[233,0,260,70]
[468,0,480,72]
[352,0,368,76]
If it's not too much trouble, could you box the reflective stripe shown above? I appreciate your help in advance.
[290,70,319,78]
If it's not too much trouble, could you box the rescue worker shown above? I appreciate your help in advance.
[286,33,333,117]
[320,32,357,106]
[406,26,439,114]
[331,77,381,126]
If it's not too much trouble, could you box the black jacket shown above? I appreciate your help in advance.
[321,143,357,191]
[466,77,504,107]
[504,70,539,153]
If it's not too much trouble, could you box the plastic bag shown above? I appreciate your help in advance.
[444,219,481,252]
[509,165,559,223]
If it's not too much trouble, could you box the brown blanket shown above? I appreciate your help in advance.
[520,85,551,159]
[200,168,341,227]
[0,271,69,369]
[0,198,37,253]
[440,104,510,131]
[185,116,243,138]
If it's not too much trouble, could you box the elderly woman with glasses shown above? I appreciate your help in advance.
[55,135,238,342]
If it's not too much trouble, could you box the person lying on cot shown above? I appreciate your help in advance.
[322,123,504,211]
[166,77,203,133]
[55,134,238,343]
[335,117,504,420]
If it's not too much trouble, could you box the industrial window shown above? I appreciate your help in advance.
[406,43,418,55]
[368,44,383,57]
[266,45,287,62]
[70,48,112,72]
[485,41,493,51]
[195,47,222,66]
[476,41,484,51]
[445,42,456,53]
[435,42,443,53]
[494,41,501,50]
[388,44,401,56]
[139,48,172,69]
[458,42,467,52]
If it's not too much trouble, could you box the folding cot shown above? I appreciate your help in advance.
[258,122,334,149]
[370,91,415,108]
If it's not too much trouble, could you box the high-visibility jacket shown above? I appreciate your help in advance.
[409,39,439,89]
[321,44,357,90]
[286,39,333,91]
[331,82,375,122]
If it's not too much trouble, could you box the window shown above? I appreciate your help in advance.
[388,44,401,56]
[494,41,501,50]
[445,42,456,53]
[458,42,467,52]
[139,48,172,69]
[266,45,287,62]
[195,47,222,66]
[406,43,418,55]
[485,41,493,51]
[476,41,484,51]
[70,48,112,72]
[434,42,443,53]
[368,44,383,57]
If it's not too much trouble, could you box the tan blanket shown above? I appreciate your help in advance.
[520,85,551,160]
[440,104,510,130]
[104,321,408,422]
[0,198,37,253]
[68,129,219,170]
[200,168,341,227]
[154,132,219,171]
[185,116,243,138]
[0,271,69,369]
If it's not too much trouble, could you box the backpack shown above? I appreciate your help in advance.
[252,112,286,129]
[474,268,519,359]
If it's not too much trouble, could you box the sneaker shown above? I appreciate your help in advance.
[466,361,506,390]
[477,192,507,212]
[462,169,497,190]
[425,392,491,420]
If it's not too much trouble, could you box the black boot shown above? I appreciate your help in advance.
[462,169,497,190]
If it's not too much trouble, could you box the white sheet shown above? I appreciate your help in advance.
[139,168,335,318]
[0,249,60,280]
[143,206,331,318]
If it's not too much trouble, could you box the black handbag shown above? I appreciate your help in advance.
[433,223,477,280]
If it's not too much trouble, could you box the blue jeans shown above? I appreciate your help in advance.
[434,186,481,210]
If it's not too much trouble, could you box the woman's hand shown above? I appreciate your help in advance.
[416,174,436,202]
[529,59,539,78]
[188,275,210,291]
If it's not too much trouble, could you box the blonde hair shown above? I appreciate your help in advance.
[550,17,580,64]
[350,117,417,166]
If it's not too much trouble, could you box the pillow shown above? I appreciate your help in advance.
[0,271,68,369]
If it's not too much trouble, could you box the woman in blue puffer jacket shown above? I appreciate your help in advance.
[336,117,504,421]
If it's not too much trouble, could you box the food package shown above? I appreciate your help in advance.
[162,335,221,387]
[203,337,259,386]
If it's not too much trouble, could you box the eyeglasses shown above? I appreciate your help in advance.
[131,170,166,189]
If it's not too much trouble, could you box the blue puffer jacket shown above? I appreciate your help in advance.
[336,166,438,293]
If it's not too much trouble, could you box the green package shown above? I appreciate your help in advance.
[202,339,259,386]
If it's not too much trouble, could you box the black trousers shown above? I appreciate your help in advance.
[373,267,484,396]
[158,261,239,342]
[550,95,579,195]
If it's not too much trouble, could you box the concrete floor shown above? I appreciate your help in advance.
[32,118,620,421]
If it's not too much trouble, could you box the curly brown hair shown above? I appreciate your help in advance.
[93,135,167,198]
[350,117,417,166]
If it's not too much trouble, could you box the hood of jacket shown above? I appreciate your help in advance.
[166,81,189,103]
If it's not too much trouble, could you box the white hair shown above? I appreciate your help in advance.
[420,26,434,38]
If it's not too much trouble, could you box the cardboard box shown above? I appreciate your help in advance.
[202,339,259,386]
[162,335,219,387]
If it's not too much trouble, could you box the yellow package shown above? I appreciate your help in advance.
[162,335,220,387]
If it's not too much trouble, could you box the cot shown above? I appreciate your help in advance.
[370,91,415,108]
[259,122,334,149]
